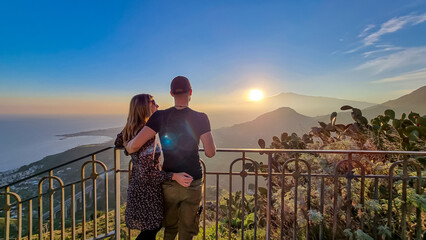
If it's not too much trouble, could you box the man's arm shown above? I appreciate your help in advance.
[200,131,216,158]
[125,126,157,154]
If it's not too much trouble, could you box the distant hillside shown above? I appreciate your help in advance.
[262,92,376,117]
[370,86,426,114]
[316,85,426,124]
[58,127,122,139]
[208,92,376,128]
[213,86,425,148]
[0,127,125,188]
[213,107,316,148]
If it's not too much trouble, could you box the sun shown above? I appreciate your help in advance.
[249,89,263,101]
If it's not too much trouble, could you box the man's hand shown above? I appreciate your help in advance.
[172,172,193,187]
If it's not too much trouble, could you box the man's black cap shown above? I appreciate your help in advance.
[171,76,191,94]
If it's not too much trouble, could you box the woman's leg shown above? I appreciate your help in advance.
[135,226,161,240]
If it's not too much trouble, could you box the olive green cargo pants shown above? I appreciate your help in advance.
[162,179,202,240]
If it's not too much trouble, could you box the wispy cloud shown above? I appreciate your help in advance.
[345,13,426,54]
[356,47,426,74]
[344,46,363,54]
[358,24,375,38]
[375,44,395,48]
[372,68,426,83]
[362,13,426,46]
[362,46,403,57]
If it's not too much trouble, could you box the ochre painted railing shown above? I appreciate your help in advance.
[0,148,425,239]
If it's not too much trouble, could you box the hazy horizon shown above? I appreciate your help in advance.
[1,85,423,129]
[1,1,426,119]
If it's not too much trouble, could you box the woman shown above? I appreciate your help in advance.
[115,94,193,240]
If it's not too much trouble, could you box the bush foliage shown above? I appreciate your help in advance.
[200,107,425,239]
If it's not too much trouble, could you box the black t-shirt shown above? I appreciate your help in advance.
[146,107,211,180]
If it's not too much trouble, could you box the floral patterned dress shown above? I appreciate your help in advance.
[115,132,173,231]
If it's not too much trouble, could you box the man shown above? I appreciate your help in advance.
[126,76,216,240]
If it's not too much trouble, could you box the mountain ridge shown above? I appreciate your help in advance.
[378,86,426,111]
[270,91,376,104]
[213,85,425,148]
[261,92,377,117]
[316,85,426,124]
[208,91,378,128]
[213,107,316,148]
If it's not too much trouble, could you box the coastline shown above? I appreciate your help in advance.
[0,127,123,187]
[56,127,122,139]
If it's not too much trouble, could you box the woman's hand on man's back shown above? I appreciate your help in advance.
[172,172,193,187]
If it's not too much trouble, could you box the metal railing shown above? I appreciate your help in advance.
[0,148,425,239]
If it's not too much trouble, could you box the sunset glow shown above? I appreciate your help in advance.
[0,1,425,116]
[249,89,263,101]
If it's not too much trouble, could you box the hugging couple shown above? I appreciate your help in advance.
[115,76,216,240]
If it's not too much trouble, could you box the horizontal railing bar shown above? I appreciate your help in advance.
[80,168,116,183]
[0,146,114,189]
[2,147,424,190]
[2,169,421,210]
[202,148,426,155]
[205,172,425,179]
[119,170,425,179]
[1,146,425,239]
[117,169,424,180]
[0,168,115,207]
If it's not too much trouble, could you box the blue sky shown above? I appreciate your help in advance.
[1,0,426,116]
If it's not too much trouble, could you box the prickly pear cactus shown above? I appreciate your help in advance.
[370,109,426,151]
[261,107,425,165]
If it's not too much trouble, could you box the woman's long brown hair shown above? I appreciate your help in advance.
[122,94,153,143]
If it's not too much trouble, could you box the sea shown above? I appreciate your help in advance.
[0,115,126,172]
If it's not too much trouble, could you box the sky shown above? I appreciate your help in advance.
[1,0,426,118]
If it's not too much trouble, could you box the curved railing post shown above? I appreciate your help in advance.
[401,160,408,240]
[387,160,401,235]
[81,154,108,239]
[332,153,365,240]
[281,156,312,239]
[126,159,133,238]
[28,199,32,240]
[227,155,259,240]
[0,147,424,240]
[387,158,423,240]
[200,159,207,240]
[266,153,273,240]
[114,148,121,240]
[38,170,65,240]
[412,160,423,240]
[3,186,11,240]
[0,187,22,240]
